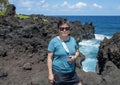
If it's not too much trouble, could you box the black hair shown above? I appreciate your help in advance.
[57,18,69,28]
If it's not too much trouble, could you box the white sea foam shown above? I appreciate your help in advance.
[79,39,100,47]
[79,34,111,47]
[95,34,111,40]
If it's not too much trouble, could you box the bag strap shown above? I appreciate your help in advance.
[57,36,70,55]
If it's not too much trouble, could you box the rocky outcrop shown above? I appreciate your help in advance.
[0,15,94,60]
[97,32,120,74]
[0,5,95,85]
[96,32,120,85]
[70,21,95,43]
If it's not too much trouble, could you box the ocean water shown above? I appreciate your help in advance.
[55,16,120,72]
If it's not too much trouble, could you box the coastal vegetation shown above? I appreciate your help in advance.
[0,9,5,15]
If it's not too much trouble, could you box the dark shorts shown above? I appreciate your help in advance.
[53,70,80,85]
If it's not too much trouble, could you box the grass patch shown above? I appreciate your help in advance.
[15,14,30,19]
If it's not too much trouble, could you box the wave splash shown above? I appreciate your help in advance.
[79,34,111,72]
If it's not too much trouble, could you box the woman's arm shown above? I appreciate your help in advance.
[74,49,80,59]
[47,52,54,84]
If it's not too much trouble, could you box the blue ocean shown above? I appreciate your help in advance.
[55,16,120,72]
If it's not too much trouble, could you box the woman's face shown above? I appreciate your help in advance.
[59,23,70,37]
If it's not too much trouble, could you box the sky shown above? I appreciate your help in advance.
[9,0,120,16]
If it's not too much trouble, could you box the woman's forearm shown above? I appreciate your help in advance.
[47,58,52,75]
[47,52,54,84]
[47,53,53,75]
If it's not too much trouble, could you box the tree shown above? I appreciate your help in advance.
[0,0,9,10]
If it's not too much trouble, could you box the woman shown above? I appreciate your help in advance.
[47,18,82,85]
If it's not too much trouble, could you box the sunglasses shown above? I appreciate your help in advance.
[59,27,70,31]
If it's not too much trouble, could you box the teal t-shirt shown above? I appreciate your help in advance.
[48,36,78,73]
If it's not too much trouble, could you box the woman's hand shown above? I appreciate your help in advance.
[48,73,54,84]
[68,55,77,62]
